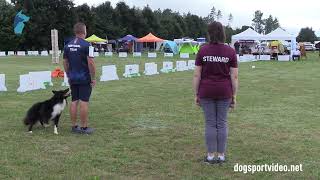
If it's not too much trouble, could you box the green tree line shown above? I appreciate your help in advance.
[1,0,317,51]
[1,0,208,50]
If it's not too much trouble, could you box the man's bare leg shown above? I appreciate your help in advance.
[79,100,89,128]
[70,101,79,127]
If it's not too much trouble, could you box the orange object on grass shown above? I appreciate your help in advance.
[51,67,64,78]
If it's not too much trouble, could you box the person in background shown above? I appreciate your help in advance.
[299,43,307,59]
[315,42,320,57]
[193,21,238,164]
[63,22,96,134]
[234,41,240,54]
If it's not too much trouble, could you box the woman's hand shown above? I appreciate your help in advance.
[195,96,200,106]
[230,95,237,110]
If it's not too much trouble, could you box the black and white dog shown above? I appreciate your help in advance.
[23,88,70,134]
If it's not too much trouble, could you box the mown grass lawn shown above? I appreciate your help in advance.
[0,52,319,179]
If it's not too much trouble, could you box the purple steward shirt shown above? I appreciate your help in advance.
[195,43,238,99]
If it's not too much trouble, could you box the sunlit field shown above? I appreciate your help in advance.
[0,52,319,179]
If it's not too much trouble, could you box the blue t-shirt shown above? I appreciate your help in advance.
[63,38,92,85]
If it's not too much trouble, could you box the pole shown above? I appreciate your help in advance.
[51,29,59,64]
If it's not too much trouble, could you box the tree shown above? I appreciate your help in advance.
[184,13,206,38]
[228,13,233,27]
[272,17,280,30]
[93,2,115,39]
[204,6,217,24]
[217,10,222,21]
[252,10,264,34]
[157,9,184,40]
[0,1,210,50]
[297,27,317,43]
[225,26,234,43]
[142,5,160,34]
[74,4,96,36]
[0,0,22,51]
[264,15,280,34]
[264,15,274,34]
[8,0,76,50]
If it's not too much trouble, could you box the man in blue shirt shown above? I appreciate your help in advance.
[63,22,96,134]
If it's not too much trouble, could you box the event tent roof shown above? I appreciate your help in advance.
[262,28,296,40]
[231,28,263,41]
[85,34,107,43]
[118,35,137,42]
[137,33,164,43]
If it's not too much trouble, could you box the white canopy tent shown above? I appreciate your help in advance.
[231,28,264,46]
[261,28,297,58]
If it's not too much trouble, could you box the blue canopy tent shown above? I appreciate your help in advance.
[117,35,142,52]
[162,41,178,54]
[118,35,137,42]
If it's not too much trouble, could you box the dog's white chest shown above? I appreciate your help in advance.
[51,100,66,119]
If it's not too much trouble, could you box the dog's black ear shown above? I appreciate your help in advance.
[52,90,57,94]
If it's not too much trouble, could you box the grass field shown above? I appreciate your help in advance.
[0,52,319,179]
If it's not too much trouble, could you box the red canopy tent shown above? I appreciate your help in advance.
[137,33,164,51]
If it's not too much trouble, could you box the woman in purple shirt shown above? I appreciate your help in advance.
[193,22,238,164]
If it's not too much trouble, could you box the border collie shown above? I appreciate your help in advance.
[23,88,70,134]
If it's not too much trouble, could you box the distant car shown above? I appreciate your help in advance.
[303,42,315,51]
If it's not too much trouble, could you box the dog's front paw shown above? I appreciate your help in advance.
[54,131,59,135]
[54,126,58,135]
[28,131,33,134]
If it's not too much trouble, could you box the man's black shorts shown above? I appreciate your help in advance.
[70,84,92,102]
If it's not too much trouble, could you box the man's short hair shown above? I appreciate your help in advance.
[207,21,226,44]
[73,22,86,35]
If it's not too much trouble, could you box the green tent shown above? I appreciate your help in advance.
[85,34,107,43]
[192,45,200,54]
[179,43,196,54]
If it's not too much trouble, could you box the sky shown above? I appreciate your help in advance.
[72,0,320,36]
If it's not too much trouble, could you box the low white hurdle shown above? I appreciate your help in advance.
[147,52,157,58]
[32,51,39,56]
[278,55,290,61]
[17,51,26,56]
[0,74,7,91]
[17,71,53,92]
[100,65,119,81]
[160,61,175,73]
[144,63,159,76]
[8,51,15,56]
[105,52,113,57]
[41,51,49,56]
[180,53,190,59]
[176,61,188,71]
[119,52,128,58]
[17,74,32,92]
[187,60,196,70]
[259,55,271,61]
[164,53,173,57]
[133,52,142,57]
[29,71,53,89]
[123,64,140,78]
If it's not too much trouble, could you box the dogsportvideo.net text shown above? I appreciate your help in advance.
[234,163,303,174]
